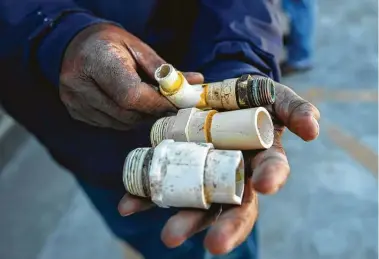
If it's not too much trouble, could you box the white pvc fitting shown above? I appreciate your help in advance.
[150,107,274,150]
[211,107,274,150]
[155,63,276,110]
[204,149,245,205]
[123,140,245,209]
[154,64,208,109]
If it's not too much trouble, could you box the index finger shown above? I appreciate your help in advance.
[270,82,320,141]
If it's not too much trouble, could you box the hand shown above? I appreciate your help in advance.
[118,81,320,255]
[60,24,203,130]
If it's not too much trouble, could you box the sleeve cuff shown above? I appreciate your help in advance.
[36,12,118,87]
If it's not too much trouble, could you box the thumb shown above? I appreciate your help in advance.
[182,72,204,85]
[125,39,166,80]
[128,81,177,116]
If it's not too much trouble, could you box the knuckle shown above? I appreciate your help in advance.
[59,89,74,106]
[67,109,81,121]
[287,100,312,125]
[59,74,72,85]
[115,86,141,109]
[79,39,111,75]
[288,98,309,113]
[90,39,130,68]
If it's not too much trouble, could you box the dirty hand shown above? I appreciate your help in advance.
[59,24,203,130]
[118,81,321,254]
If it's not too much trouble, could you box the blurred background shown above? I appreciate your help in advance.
[0,0,377,258]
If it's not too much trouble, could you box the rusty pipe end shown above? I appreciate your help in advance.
[254,76,276,106]
[237,75,276,108]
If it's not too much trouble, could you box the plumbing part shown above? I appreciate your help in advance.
[154,64,276,110]
[150,107,274,150]
[123,139,245,209]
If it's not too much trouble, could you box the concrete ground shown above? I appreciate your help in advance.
[0,0,377,258]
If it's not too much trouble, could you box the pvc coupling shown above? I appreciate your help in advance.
[123,139,245,209]
[150,107,274,150]
[154,64,276,110]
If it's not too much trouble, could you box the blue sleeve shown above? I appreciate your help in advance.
[183,0,283,82]
[0,0,115,87]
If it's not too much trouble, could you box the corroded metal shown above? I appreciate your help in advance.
[236,74,276,108]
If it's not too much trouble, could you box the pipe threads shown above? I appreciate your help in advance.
[123,147,153,197]
[249,76,276,107]
[236,75,276,108]
[150,116,175,147]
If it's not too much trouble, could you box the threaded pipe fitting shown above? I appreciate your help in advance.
[155,63,276,111]
[236,74,276,108]
[149,107,274,150]
[122,140,245,209]
[150,116,176,147]
[123,147,153,197]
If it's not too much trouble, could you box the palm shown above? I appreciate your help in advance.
[118,81,320,255]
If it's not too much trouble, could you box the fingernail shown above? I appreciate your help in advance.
[311,116,319,127]
[121,211,134,217]
[265,185,279,195]
[170,217,190,237]
[119,200,136,217]
[311,116,320,136]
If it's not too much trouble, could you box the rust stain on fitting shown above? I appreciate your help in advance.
[250,76,276,107]
[236,74,251,108]
[204,110,218,143]
[220,81,237,110]
[195,84,209,109]
[159,72,184,96]
[203,182,213,204]
[235,169,243,182]
[206,83,222,108]
[205,75,275,110]
[203,155,214,204]
[206,80,240,110]
[237,75,276,108]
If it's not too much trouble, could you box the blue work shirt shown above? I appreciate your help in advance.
[0,1,283,257]
[0,0,282,189]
